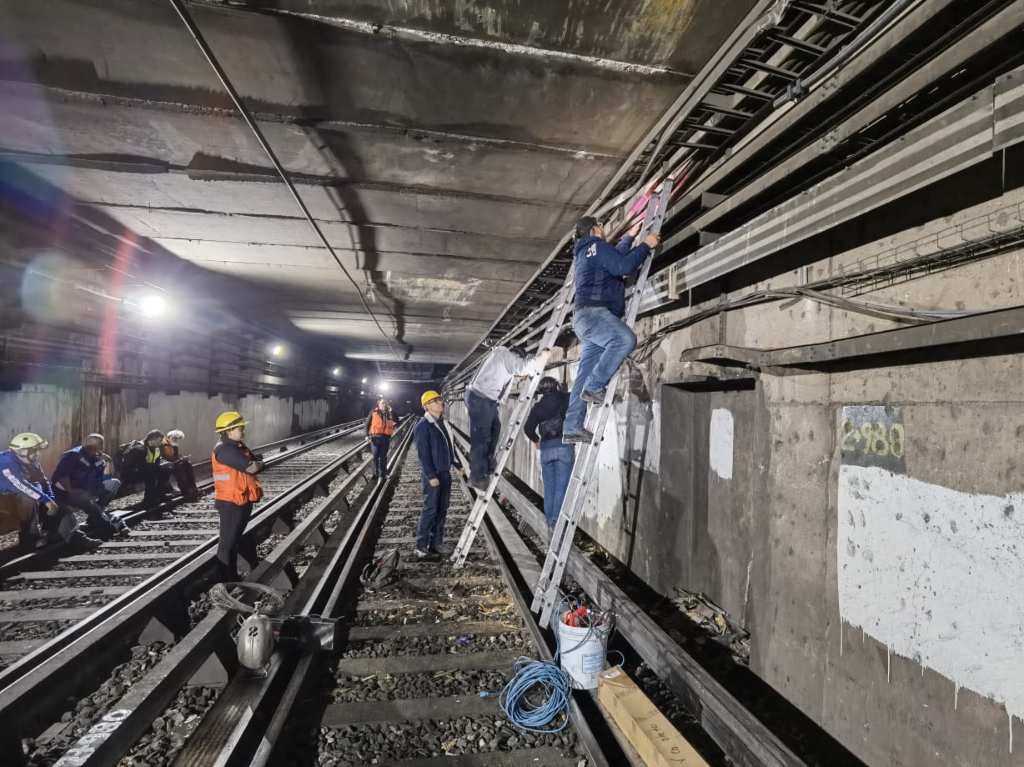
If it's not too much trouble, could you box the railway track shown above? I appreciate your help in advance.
[1,420,384,767]
[5,416,860,767]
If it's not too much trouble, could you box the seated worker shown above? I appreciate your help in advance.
[365,399,397,481]
[464,344,529,491]
[413,391,463,561]
[212,411,264,581]
[1,433,100,553]
[162,429,199,501]
[563,216,659,443]
[141,429,174,508]
[523,376,573,528]
[52,433,129,539]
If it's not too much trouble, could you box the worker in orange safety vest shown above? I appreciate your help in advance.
[365,398,397,481]
[211,411,264,581]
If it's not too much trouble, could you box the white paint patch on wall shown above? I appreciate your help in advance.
[838,464,1024,720]
[709,408,734,480]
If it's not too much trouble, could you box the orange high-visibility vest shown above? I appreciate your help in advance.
[211,443,263,506]
[369,410,395,437]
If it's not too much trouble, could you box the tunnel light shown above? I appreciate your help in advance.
[379,381,390,393]
[270,344,286,358]
[359,390,365,396]
[139,294,167,319]
[361,377,368,384]
[331,367,341,377]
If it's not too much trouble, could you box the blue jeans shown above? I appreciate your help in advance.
[416,472,451,551]
[465,389,500,481]
[564,306,637,433]
[540,442,574,527]
[370,435,390,477]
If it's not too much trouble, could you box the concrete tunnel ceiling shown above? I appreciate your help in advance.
[0,0,758,378]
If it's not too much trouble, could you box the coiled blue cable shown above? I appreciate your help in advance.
[497,656,572,733]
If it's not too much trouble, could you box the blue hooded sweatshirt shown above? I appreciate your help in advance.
[0,450,56,505]
[573,234,651,318]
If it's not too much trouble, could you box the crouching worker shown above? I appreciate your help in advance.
[563,216,659,443]
[464,344,529,491]
[523,377,573,528]
[52,433,128,540]
[162,429,199,501]
[141,430,175,508]
[1,433,100,553]
[212,411,264,581]
[413,391,462,561]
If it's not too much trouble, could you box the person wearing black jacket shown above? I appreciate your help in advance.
[523,376,574,527]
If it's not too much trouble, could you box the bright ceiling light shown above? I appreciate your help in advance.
[139,294,167,319]
[361,377,368,384]
[379,381,390,393]
[270,344,285,358]
[331,367,341,376]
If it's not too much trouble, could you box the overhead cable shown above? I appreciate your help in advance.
[166,0,403,362]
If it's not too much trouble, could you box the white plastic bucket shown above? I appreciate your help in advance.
[557,620,610,690]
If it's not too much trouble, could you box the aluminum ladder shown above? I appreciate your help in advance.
[530,182,672,625]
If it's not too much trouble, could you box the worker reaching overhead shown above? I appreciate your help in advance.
[562,216,660,443]
[211,411,264,581]
[464,344,529,490]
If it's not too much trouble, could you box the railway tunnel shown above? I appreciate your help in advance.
[1,1,1023,765]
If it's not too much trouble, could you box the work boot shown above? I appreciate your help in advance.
[468,476,489,492]
[414,548,440,562]
[68,530,102,552]
[428,544,451,558]
[581,388,606,405]
[562,429,595,444]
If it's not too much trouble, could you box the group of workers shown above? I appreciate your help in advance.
[0,428,200,553]
[456,215,659,529]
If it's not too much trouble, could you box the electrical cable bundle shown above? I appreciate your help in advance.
[491,594,616,732]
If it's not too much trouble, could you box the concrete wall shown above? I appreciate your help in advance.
[452,185,1024,765]
[0,385,343,474]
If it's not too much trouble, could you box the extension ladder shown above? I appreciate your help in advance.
[530,182,672,626]
[450,183,672,598]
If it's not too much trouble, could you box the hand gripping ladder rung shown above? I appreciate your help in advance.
[450,277,577,567]
[531,182,673,625]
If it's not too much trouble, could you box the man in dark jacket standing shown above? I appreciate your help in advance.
[524,376,573,527]
[563,216,659,442]
[413,390,462,561]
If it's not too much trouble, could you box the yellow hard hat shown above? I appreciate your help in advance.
[9,432,48,451]
[420,390,443,408]
[215,411,248,432]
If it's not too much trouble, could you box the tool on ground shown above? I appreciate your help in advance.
[530,182,673,626]
[449,181,672,573]
[210,581,338,670]
[360,548,400,591]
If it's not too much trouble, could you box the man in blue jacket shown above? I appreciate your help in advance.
[0,433,100,552]
[52,433,128,539]
[563,216,660,442]
[413,390,463,561]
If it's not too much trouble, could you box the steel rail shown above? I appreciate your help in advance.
[0,419,362,578]
[179,423,416,766]
[1,427,369,741]
[447,427,804,767]
[47,430,392,767]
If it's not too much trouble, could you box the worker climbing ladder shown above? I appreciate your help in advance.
[530,182,672,626]
[451,183,672,593]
